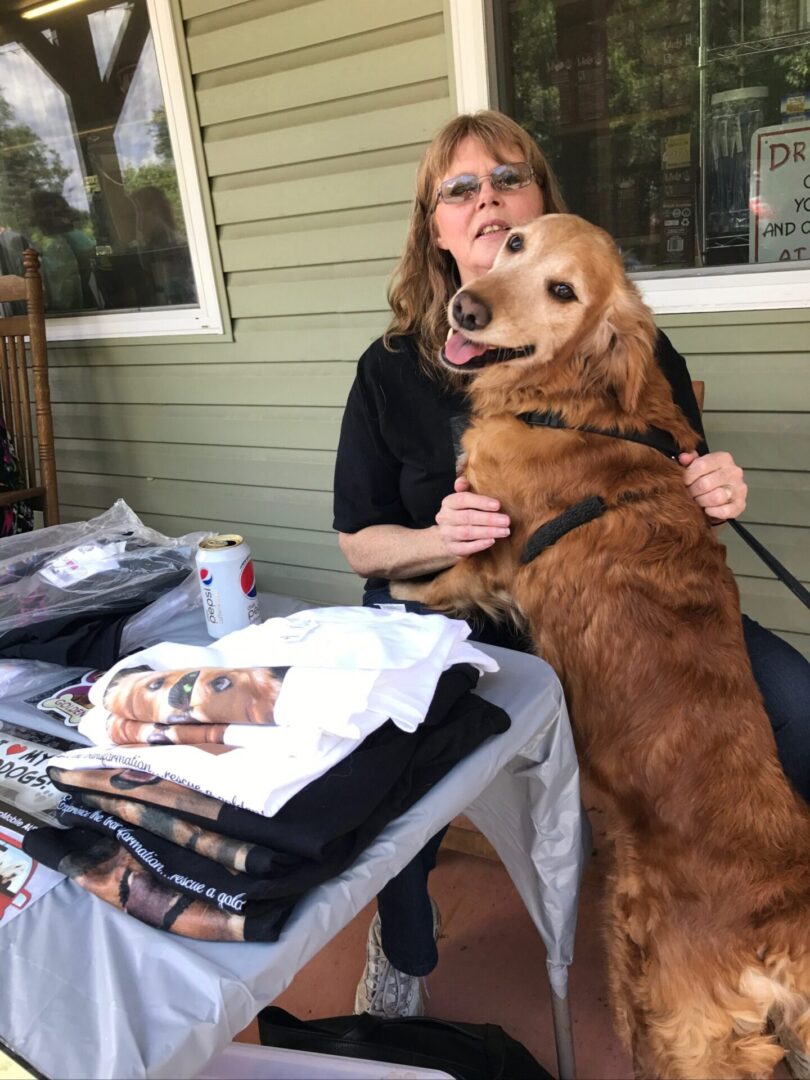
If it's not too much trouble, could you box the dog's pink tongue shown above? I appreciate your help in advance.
[444,330,490,366]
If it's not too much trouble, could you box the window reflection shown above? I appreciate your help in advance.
[492,0,810,273]
[0,0,196,316]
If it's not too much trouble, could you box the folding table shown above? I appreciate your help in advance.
[0,595,587,1080]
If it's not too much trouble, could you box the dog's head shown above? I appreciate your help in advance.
[103,666,287,726]
[442,214,657,414]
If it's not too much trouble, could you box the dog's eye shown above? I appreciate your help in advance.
[147,677,166,692]
[210,675,232,692]
[506,233,523,252]
[549,282,576,302]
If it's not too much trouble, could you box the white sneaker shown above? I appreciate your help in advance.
[353,899,441,1018]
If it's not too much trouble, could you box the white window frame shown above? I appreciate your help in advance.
[40,0,224,341]
[448,0,810,314]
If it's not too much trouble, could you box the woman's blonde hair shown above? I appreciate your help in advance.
[385,110,567,374]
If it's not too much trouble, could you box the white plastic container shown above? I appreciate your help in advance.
[196,1041,454,1080]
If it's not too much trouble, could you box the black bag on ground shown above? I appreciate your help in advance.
[257,1005,555,1080]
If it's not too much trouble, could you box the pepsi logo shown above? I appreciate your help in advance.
[240,560,257,598]
[200,568,213,586]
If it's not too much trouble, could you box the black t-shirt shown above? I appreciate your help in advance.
[332,331,706,591]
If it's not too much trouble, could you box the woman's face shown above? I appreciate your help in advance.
[433,136,544,286]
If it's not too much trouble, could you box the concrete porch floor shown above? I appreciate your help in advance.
[236,802,792,1079]
[237,803,634,1079]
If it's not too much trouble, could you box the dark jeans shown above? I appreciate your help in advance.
[377,826,448,975]
[364,589,810,975]
[742,614,810,803]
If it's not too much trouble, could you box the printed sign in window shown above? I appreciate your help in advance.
[749,124,810,263]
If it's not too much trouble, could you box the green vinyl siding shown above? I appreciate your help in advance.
[45,0,808,657]
[49,0,453,608]
[659,309,810,657]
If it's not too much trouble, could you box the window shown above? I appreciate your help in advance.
[452,0,810,311]
[0,0,224,339]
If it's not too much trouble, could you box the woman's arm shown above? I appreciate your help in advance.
[339,478,511,580]
[656,332,748,520]
[339,525,454,580]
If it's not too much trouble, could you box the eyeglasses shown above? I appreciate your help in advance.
[435,162,536,207]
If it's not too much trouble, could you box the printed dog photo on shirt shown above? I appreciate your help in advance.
[77,790,257,874]
[102,665,290,744]
[54,833,245,941]
[51,765,235,821]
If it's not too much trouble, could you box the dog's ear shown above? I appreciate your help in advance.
[584,284,656,414]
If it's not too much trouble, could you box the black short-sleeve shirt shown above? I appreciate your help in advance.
[332,330,705,590]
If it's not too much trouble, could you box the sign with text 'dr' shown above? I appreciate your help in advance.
[750,124,810,264]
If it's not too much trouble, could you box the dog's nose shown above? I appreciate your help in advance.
[452,291,491,332]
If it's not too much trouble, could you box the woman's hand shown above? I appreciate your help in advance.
[435,476,511,557]
[678,450,747,521]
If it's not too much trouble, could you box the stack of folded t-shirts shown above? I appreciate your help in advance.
[24,607,510,942]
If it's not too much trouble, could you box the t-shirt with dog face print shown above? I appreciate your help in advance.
[91,605,497,736]
[46,607,498,817]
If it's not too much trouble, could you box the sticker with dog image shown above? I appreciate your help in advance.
[25,669,105,728]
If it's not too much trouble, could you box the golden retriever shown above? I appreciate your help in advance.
[392,214,810,1079]
[103,666,287,729]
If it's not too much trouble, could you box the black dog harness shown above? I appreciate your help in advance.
[514,409,810,611]
[517,410,682,460]
[515,410,681,565]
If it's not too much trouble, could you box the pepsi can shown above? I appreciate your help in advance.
[195,534,261,638]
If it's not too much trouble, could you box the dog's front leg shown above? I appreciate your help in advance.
[391,554,514,626]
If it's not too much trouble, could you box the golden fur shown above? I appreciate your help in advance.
[392,214,810,1079]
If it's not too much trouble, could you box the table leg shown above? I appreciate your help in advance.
[550,982,576,1080]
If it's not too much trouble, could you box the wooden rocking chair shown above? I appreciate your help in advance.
[0,249,59,528]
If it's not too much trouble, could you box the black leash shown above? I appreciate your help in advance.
[726,520,810,609]
[516,410,810,610]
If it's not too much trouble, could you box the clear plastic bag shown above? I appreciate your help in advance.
[119,570,204,655]
[0,657,69,698]
[0,499,208,637]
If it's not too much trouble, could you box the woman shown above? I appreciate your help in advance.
[332,110,810,1018]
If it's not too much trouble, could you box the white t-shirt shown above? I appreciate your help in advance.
[49,608,498,817]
